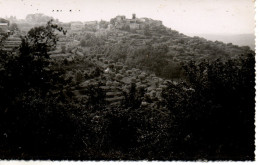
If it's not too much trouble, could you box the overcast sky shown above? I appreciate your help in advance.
[0,0,255,35]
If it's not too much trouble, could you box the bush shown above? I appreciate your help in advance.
[161,53,255,160]
[81,106,171,160]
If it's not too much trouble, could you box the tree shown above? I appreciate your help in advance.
[80,39,86,47]
[9,23,19,32]
[144,25,151,36]
[99,20,109,29]
[161,53,255,160]
[0,20,78,157]
[0,20,68,111]
[161,62,185,80]
[20,20,66,58]
[122,83,145,109]
[0,32,11,49]
[110,18,116,25]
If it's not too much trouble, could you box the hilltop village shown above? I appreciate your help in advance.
[70,14,163,32]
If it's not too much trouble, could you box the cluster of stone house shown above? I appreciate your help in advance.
[67,14,163,33]
[110,14,163,32]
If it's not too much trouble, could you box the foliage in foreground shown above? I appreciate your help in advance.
[0,21,255,160]
[162,54,255,160]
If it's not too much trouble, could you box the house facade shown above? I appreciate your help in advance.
[0,18,10,34]
[129,23,140,30]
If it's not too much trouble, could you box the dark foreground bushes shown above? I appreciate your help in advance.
[161,53,255,160]
[78,107,171,160]
[0,52,255,160]
[0,90,84,159]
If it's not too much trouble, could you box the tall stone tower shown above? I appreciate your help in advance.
[132,13,136,19]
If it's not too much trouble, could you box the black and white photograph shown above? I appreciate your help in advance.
[0,0,257,162]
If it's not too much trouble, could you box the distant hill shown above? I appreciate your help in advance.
[188,33,255,51]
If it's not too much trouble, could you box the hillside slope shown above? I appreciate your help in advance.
[70,16,254,80]
[188,33,255,51]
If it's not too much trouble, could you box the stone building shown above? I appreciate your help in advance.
[0,18,10,34]
[115,22,124,29]
[115,15,126,21]
[129,23,140,30]
[132,13,136,19]
[111,14,163,31]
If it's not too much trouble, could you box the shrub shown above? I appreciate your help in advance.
[161,53,255,160]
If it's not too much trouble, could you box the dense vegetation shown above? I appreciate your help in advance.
[78,28,252,81]
[0,20,255,160]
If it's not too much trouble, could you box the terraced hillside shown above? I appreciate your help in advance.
[52,16,254,105]
[75,19,253,79]
[1,34,21,52]
[53,51,170,114]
